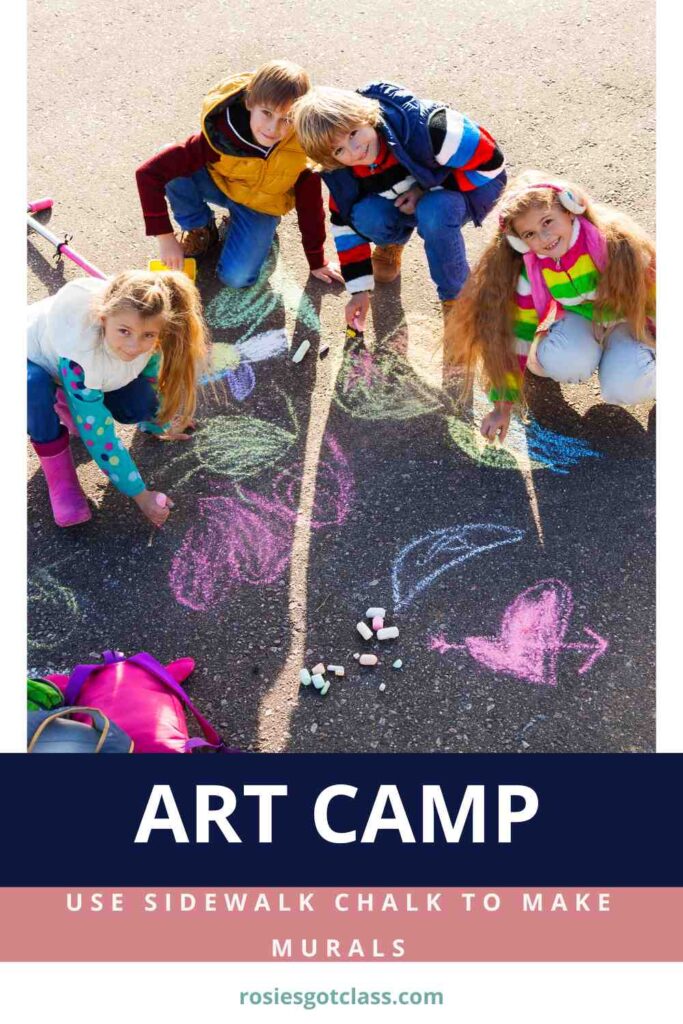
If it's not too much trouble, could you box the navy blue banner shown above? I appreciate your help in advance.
[1,754,680,886]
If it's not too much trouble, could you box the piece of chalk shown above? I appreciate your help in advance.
[292,339,310,363]
[353,653,360,660]
[366,607,386,619]
[356,621,373,640]
[377,626,399,640]
[359,654,378,667]
[156,493,167,507]
[379,682,386,691]
[319,344,330,359]
[392,659,403,670]
[311,662,326,675]
[311,673,325,690]
[320,680,331,696]
[327,665,343,675]
[334,667,345,678]
[299,669,312,687]
[372,616,384,632]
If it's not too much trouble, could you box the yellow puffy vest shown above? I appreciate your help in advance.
[200,74,309,217]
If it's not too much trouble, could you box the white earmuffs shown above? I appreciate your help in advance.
[500,183,586,253]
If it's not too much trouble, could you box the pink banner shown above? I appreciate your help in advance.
[1,888,680,961]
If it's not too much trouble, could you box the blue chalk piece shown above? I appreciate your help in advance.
[392,659,403,669]
[300,669,312,687]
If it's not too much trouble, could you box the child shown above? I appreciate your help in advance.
[135,60,343,288]
[27,270,208,527]
[445,173,656,441]
[292,83,506,329]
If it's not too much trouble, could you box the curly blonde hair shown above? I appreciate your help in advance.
[292,87,382,169]
[444,170,656,404]
[93,270,209,425]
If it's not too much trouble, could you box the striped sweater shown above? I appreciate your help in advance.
[489,218,657,402]
[331,109,505,293]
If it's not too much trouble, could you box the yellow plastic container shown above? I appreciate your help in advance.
[148,258,197,282]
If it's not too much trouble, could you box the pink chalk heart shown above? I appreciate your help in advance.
[464,580,573,686]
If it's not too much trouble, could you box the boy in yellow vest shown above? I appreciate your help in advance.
[135,60,343,288]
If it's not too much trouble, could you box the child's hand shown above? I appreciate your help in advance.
[157,233,185,271]
[394,186,424,216]
[158,418,197,442]
[133,489,175,526]
[345,291,370,331]
[311,261,345,285]
[481,406,512,443]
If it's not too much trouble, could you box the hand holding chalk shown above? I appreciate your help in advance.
[135,488,174,528]
[345,291,370,333]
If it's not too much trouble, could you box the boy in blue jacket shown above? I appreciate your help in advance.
[293,83,506,330]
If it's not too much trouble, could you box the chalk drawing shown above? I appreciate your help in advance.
[201,328,289,402]
[170,434,355,610]
[429,579,608,686]
[446,384,602,475]
[170,394,299,487]
[28,566,82,650]
[335,336,444,422]
[392,524,525,611]
[205,245,320,345]
[271,434,354,529]
[169,491,293,611]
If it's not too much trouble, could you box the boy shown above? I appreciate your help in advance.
[135,60,343,288]
[293,83,506,329]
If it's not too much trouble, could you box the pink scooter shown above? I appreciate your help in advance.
[27,198,106,279]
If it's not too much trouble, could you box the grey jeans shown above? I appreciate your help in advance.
[535,312,656,406]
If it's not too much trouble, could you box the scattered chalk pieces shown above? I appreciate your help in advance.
[359,654,378,667]
[372,615,384,632]
[292,339,310,363]
[327,665,344,676]
[377,626,399,641]
[320,680,331,696]
[392,659,403,670]
[311,662,326,675]
[311,673,325,690]
[379,682,386,691]
[299,669,312,687]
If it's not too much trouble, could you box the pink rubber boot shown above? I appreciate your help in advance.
[54,387,78,436]
[31,429,92,527]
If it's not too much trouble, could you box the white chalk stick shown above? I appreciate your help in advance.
[377,626,399,640]
[366,607,386,619]
[311,662,326,675]
[356,621,373,640]
[292,339,310,363]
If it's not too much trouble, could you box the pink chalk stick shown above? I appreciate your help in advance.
[372,616,384,632]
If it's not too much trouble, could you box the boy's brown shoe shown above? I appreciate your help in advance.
[178,218,219,258]
[372,243,405,283]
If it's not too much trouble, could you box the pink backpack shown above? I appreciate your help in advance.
[47,650,234,754]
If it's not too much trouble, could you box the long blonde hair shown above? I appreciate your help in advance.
[445,171,656,403]
[93,270,209,424]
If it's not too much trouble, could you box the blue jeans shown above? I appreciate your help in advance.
[27,361,159,443]
[349,176,505,301]
[165,167,280,288]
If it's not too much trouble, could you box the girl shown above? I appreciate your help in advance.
[27,270,208,527]
[445,172,656,441]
